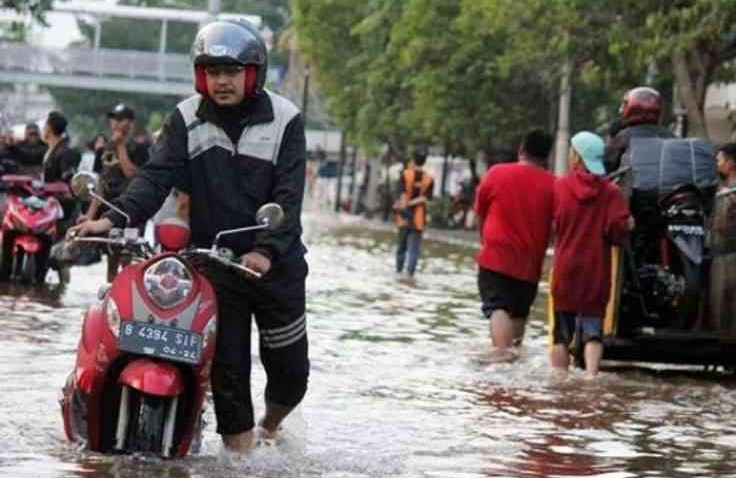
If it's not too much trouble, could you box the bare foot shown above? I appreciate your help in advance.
[257,417,280,443]
[222,430,256,454]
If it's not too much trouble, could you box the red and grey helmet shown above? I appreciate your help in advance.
[619,86,663,125]
[190,20,267,97]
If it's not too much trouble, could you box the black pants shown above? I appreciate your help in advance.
[204,257,310,435]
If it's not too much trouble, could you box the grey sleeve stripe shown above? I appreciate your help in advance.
[176,95,202,127]
[186,118,205,132]
[188,123,233,157]
[261,313,306,336]
[264,90,300,165]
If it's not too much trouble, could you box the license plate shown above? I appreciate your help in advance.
[668,224,704,236]
[119,321,203,365]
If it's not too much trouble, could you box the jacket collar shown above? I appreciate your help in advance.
[196,91,274,129]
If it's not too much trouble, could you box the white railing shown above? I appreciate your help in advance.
[0,42,192,82]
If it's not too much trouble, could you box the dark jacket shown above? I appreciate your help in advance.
[43,137,80,184]
[105,90,306,263]
[604,122,674,173]
[98,139,150,200]
[552,169,631,316]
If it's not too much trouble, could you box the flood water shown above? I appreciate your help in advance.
[1,212,736,478]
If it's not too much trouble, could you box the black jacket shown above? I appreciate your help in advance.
[97,139,150,200]
[105,90,306,263]
[43,138,80,184]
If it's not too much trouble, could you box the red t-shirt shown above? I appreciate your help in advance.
[551,169,631,316]
[474,161,555,283]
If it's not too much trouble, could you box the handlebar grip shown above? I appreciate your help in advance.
[229,261,263,279]
[185,249,262,279]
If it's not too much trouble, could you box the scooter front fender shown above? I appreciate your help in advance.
[119,358,185,397]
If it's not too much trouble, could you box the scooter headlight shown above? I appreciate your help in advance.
[143,257,193,309]
[105,297,121,337]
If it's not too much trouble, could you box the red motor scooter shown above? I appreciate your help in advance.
[0,174,70,283]
[59,172,284,457]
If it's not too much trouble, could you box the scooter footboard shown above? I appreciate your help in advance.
[118,358,185,397]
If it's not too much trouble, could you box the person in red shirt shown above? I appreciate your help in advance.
[474,130,555,353]
[550,131,632,378]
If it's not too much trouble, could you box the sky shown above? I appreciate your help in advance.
[30,11,85,47]
[26,0,119,47]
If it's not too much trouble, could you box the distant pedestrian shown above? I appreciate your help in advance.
[78,103,149,282]
[709,142,736,330]
[474,130,555,353]
[549,131,632,378]
[394,149,434,277]
[41,112,80,185]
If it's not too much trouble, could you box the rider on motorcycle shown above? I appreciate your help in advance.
[71,20,309,454]
[604,86,674,174]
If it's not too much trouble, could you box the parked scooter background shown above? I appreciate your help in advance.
[0,175,70,284]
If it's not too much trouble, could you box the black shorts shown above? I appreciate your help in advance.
[553,311,602,345]
[477,267,538,319]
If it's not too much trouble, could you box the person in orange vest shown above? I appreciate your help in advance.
[394,149,434,277]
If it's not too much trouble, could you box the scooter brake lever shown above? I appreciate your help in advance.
[229,261,262,279]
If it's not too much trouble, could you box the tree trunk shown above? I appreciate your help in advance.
[672,50,712,139]
[440,144,450,198]
[348,147,358,213]
[335,133,346,213]
[554,59,572,176]
[468,156,479,187]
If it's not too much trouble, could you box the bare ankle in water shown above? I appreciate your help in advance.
[222,430,256,454]
[259,403,293,439]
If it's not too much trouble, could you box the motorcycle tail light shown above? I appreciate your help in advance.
[143,257,193,309]
[105,297,121,337]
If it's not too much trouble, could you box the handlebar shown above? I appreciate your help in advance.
[70,233,263,279]
[69,229,153,258]
[183,248,263,279]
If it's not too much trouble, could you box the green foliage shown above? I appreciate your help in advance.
[293,0,638,156]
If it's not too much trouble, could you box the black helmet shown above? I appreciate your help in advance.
[191,20,267,96]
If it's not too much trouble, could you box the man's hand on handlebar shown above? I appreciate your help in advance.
[68,217,114,239]
[241,251,271,276]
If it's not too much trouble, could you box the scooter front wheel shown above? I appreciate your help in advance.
[19,252,36,285]
[126,392,168,454]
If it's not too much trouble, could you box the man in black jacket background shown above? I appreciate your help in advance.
[4,123,47,176]
[71,20,309,454]
[42,111,80,185]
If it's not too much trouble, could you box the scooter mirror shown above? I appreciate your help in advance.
[255,203,284,230]
[70,171,99,200]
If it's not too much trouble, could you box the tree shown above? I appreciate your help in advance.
[632,0,736,138]
[292,0,414,152]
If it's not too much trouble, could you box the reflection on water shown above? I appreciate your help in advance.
[0,212,735,477]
